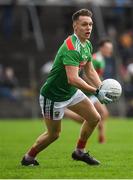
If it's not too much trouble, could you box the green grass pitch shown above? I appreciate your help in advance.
[0,117,133,179]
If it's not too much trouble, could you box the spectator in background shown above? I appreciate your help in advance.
[124,59,133,97]
[40,61,53,84]
[126,60,133,117]
[4,67,18,89]
[119,31,133,66]
[127,61,133,83]
[0,64,6,98]
[0,66,19,101]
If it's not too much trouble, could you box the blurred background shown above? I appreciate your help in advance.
[0,0,133,119]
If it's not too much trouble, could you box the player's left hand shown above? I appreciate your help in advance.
[95,88,113,104]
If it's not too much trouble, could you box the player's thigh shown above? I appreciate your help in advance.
[44,118,61,135]
[64,108,84,122]
[68,97,100,122]
[94,101,109,119]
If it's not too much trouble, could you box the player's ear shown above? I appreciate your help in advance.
[73,22,76,30]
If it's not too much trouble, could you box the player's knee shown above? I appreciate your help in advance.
[85,112,101,126]
[88,113,101,127]
[94,113,101,125]
[101,109,109,120]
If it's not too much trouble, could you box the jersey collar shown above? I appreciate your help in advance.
[74,33,86,48]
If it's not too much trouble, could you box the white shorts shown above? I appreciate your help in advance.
[39,89,87,120]
[89,95,99,104]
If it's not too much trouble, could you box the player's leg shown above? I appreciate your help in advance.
[64,108,84,123]
[68,97,101,165]
[29,118,61,154]
[69,97,101,142]
[21,118,61,166]
[21,95,62,166]
[94,101,109,143]
[65,96,109,143]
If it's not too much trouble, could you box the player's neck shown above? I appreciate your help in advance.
[74,33,86,45]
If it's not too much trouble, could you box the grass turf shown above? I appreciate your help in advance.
[0,117,133,179]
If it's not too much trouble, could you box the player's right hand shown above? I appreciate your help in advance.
[95,88,113,104]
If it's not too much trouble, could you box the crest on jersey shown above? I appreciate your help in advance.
[54,111,60,118]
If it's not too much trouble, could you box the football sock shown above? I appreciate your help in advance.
[25,147,38,160]
[76,139,87,153]
[98,135,105,143]
[25,154,34,161]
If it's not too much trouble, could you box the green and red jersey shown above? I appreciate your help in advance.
[92,51,105,78]
[40,34,93,101]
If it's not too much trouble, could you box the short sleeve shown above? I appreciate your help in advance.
[93,59,101,69]
[62,50,81,66]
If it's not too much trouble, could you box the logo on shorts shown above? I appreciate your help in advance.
[54,111,60,118]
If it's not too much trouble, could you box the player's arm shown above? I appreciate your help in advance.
[84,61,102,88]
[65,65,112,104]
[63,50,112,103]
[65,65,97,94]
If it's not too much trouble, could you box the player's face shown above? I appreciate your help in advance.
[101,43,113,57]
[73,16,93,43]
